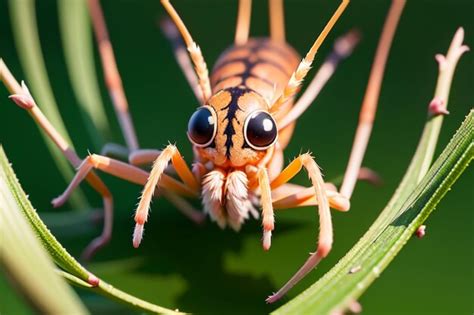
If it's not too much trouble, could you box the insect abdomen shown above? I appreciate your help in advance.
[211,38,300,104]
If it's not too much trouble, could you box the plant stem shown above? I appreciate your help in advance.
[414,28,469,183]
[7,0,88,209]
[273,24,471,314]
[0,146,185,315]
[275,109,473,314]
[1,154,88,315]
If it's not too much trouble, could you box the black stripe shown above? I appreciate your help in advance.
[213,58,291,77]
[221,87,248,158]
[214,73,274,87]
[213,39,295,69]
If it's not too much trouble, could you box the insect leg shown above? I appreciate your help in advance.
[128,149,162,166]
[3,63,114,260]
[269,0,285,42]
[270,0,350,114]
[161,0,212,102]
[340,0,405,199]
[160,18,203,103]
[271,168,380,212]
[100,145,166,169]
[328,166,382,188]
[257,168,273,250]
[133,144,199,248]
[277,30,360,130]
[53,154,196,209]
[266,153,331,303]
[51,152,201,248]
[88,0,139,151]
[272,183,350,212]
[235,0,252,45]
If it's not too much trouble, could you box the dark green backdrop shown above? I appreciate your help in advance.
[1,0,473,314]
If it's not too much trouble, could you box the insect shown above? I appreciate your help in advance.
[3,0,404,303]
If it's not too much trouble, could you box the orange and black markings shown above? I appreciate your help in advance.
[221,87,245,158]
[206,87,268,167]
[211,38,300,102]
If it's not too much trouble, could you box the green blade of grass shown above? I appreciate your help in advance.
[274,26,470,315]
[0,153,88,314]
[8,0,88,208]
[58,0,112,149]
[0,146,185,315]
[274,110,473,314]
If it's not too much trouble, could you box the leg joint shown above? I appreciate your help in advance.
[317,239,332,258]
[89,154,103,168]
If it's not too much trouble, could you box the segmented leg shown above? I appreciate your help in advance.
[266,1,406,302]
[160,18,203,103]
[257,167,273,250]
[133,144,199,248]
[235,0,252,45]
[51,153,202,233]
[88,0,139,151]
[277,30,360,130]
[270,0,350,113]
[52,153,197,207]
[100,145,163,168]
[2,63,113,260]
[128,149,161,166]
[340,0,405,198]
[269,0,285,42]
[328,166,382,187]
[161,0,212,102]
[271,165,382,211]
[266,153,331,303]
[272,183,350,212]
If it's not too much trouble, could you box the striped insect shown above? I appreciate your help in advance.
[4,0,405,303]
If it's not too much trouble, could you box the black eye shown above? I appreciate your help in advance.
[244,111,277,150]
[187,106,217,146]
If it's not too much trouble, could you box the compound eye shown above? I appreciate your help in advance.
[187,106,217,147]
[244,110,277,150]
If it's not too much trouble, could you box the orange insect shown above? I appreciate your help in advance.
[3,0,405,303]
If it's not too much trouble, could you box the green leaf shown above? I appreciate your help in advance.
[58,0,112,149]
[0,146,185,315]
[8,0,88,209]
[273,26,471,314]
[0,147,88,315]
[274,110,473,314]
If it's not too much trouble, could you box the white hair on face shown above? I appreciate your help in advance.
[201,169,259,230]
[225,171,258,231]
[201,170,226,228]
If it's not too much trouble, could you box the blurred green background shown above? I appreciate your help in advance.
[0,0,472,314]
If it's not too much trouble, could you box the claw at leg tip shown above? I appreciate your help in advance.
[262,231,272,251]
[133,224,144,248]
[51,196,64,208]
[266,294,279,304]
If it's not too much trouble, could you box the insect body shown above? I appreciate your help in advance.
[185,40,299,229]
[4,0,403,304]
[136,0,353,302]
